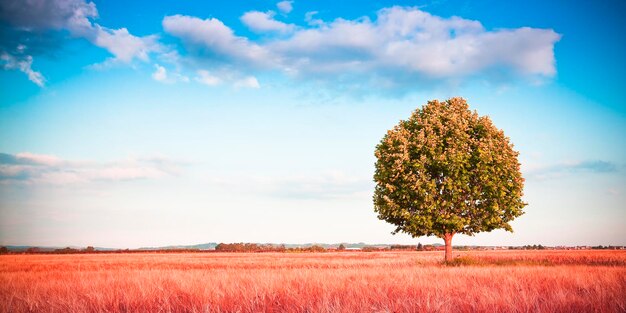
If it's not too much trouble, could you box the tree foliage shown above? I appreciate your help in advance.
[373,98,526,245]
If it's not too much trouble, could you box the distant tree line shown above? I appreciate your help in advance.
[415,243,442,251]
[508,245,546,250]
[215,243,287,252]
[214,243,331,253]
[288,245,327,253]
[2,244,622,254]
[0,246,210,254]
[389,245,418,250]
[591,245,621,250]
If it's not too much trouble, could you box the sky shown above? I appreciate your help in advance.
[0,0,624,248]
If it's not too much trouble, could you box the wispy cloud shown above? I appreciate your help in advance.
[152,64,168,82]
[607,188,620,196]
[525,160,619,180]
[234,76,260,89]
[241,11,295,34]
[195,70,222,86]
[0,51,45,86]
[162,15,274,68]
[152,63,189,83]
[0,0,161,85]
[209,171,371,200]
[1,2,561,93]
[163,6,560,93]
[91,26,161,63]
[0,152,182,185]
[193,69,260,89]
[276,1,293,14]
[562,160,618,173]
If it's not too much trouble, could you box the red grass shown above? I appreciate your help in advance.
[1,250,625,312]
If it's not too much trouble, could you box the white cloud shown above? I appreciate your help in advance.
[276,1,293,14]
[0,0,160,63]
[14,152,62,166]
[304,11,323,26]
[194,70,260,88]
[194,70,261,89]
[151,63,189,83]
[165,6,560,92]
[0,0,97,32]
[152,64,167,82]
[195,70,222,86]
[234,76,261,89]
[90,164,169,181]
[0,152,182,185]
[0,0,161,86]
[0,52,45,86]
[163,15,273,67]
[275,6,560,78]
[92,26,160,63]
[241,11,295,34]
[152,64,167,81]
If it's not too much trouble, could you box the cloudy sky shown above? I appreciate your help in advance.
[1,0,624,248]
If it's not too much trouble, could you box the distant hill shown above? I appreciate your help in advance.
[2,242,443,252]
[2,245,117,252]
[138,243,218,250]
[4,246,57,252]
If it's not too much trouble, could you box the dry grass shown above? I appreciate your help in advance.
[1,250,625,312]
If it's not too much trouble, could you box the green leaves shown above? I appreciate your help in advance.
[374,97,526,239]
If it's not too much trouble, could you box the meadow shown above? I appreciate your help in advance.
[1,250,625,312]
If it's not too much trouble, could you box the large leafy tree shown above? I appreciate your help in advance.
[373,98,526,262]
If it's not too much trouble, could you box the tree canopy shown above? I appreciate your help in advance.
[373,97,526,261]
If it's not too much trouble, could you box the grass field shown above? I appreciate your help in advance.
[1,250,625,312]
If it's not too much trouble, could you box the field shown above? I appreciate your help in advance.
[1,250,625,312]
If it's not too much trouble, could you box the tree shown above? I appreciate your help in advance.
[338,244,346,251]
[308,245,326,252]
[26,247,40,254]
[373,98,526,262]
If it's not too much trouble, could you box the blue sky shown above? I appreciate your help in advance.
[1,0,624,248]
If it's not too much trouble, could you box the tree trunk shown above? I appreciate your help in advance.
[443,233,454,263]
